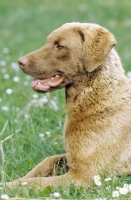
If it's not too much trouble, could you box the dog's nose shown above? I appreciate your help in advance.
[18,57,28,68]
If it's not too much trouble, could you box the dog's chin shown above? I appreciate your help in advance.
[31,74,64,93]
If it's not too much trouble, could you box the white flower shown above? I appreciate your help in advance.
[1,106,9,111]
[39,133,44,138]
[2,47,9,54]
[1,194,9,199]
[93,175,101,186]
[13,76,20,82]
[46,131,51,137]
[6,88,13,94]
[112,190,119,198]
[106,186,111,190]
[50,99,58,110]
[24,81,29,86]
[11,62,19,71]
[123,183,129,188]
[3,74,9,79]
[116,186,120,190]
[54,141,58,145]
[93,175,101,181]
[94,179,102,186]
[128,184,131,192]
[24,114,30,119]
[53,192,60,198]
[32,94,38,99]
[38,97,48,107]
[104,177,112,182]
[0,60,6,67]
[119,187,128,195]
[26,75,31,80]
[16,107,20,112]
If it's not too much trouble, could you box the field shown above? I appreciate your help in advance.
[0,0,131,199]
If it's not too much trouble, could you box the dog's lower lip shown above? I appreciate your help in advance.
[31,74,64,92]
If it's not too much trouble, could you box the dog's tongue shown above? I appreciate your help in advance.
[31,75,63,92]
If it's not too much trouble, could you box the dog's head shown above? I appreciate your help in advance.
[18,22,116,93]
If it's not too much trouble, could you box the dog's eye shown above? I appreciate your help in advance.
[55,44,64,49]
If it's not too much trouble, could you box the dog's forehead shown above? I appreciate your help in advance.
[47,26,77,43]
[47,22,101,43]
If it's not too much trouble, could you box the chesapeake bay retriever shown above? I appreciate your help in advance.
[7,22,131,190]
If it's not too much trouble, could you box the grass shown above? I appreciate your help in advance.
[0,0,131,199]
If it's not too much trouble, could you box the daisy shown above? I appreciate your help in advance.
[2,47,9,54]
[104,177,112,182]
[112,190,119,198]
[46,131,51,137]
[6,88,13,95]
[39,133,44,138]
[119,187,128,195]
[1,194,9,199]
[3,74,9,79]
[93,175,102,186]
[1,106,9,111]
[13,76,20,82]
[0,60,6,67]
[53,192,60,198]
[32,94,38,99]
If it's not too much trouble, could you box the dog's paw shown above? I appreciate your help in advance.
[6,181,15,190]
[5,180,22,191]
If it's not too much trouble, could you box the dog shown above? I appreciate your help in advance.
[6,22,131,191]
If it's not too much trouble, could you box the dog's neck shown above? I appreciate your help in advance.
[65,72,89,99]
[65,49,129,116]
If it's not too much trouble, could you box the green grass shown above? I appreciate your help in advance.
[0,0,131,198]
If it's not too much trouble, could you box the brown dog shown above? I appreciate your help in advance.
[7,23,131,190]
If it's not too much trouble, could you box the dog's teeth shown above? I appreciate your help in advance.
[51,77,55,81]
[37,82,41,85]
[51,75,60,81]
[55,75,60,78]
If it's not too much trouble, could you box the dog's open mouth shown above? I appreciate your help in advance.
[31,74,64,92]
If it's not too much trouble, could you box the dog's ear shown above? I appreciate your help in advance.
[82,26,116,72]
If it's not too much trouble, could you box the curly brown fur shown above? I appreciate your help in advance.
[6,22,131,191]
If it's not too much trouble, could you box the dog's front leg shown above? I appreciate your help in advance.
[22,154,66,178]
[6,171,82,192]
[6,154,67,191]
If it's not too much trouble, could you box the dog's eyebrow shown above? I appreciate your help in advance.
[54,40,60,45]
[47,35,64,45]
[54,37,67,45]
